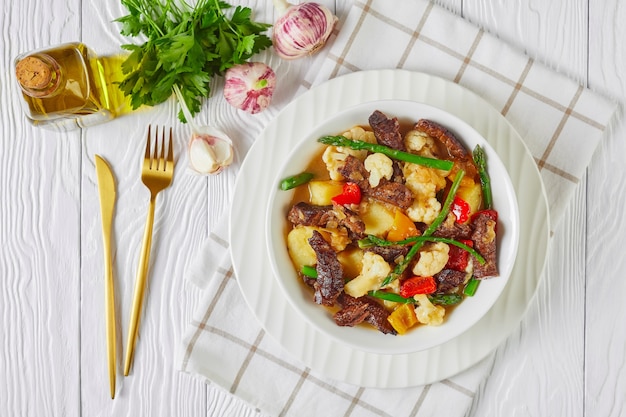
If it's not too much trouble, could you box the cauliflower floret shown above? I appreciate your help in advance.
[344,252,391,297]
[404,130,438,157]
[322,127,377,180]
[403,163,447,224]
[342,126,377,144]
[406,187,440,224]
[413,294,445,326]
[322,147,350,181]
[412,242,450,277]
[364,153,393,187]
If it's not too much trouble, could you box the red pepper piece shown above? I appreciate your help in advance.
[400,276,437,297]
[446,239,473,271]
[331,182,362,205]
[451,196,471,223]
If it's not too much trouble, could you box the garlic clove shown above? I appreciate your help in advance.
[272,1,338,60]
[223,62,276,114]
[188,132,234,175]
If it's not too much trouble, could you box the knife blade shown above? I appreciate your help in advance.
[95,155,117,399]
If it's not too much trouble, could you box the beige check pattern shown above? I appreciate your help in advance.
[179,1,616,416]
[181,220,491,417]
[303,0,616,222]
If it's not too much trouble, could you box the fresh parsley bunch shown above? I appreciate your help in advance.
[115,0,272,122]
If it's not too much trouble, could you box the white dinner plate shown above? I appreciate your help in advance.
[230,69,550,388]
[265,99,520,355]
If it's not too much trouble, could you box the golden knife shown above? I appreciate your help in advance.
[95,155,117,399]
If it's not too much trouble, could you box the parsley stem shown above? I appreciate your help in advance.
[116,0,272,120]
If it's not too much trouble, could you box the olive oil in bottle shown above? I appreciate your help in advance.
[14,42,115,131]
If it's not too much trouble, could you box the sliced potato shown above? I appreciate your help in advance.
[308,180,344,206]
[286,225,318,271]
[337,247,364,279]
[457,180,483,218]
[287,225,348,271]
[361,201,395,236]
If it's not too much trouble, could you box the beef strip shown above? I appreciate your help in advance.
[414,118,478,178]
[334,293,397,335]
[365,245,410,264]
[334,204,366,240]
[333,300,369,327]
[367,180,414,209]
[362,298,398,335]
[434,269,468,293]
[288,202,366,240]
[338,155,414,209]
[414,119,469,161]
[432,212,472,239]
[391,160,405,183]
[308,230,344,306]
[337,155,370,190]
[288,202,334,227]
[471,211,499,278]
[368,110,406,151]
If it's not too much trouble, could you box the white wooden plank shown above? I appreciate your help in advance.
[586,2,626,415]
[584,118,626,417]
[469,180,586,416]
[5,0,620,416]
[1,1,83,417]
[200,0,357,414]
[77,0,211,415]
[461,1,588,416]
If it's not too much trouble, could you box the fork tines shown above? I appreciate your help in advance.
[145,125,174,171]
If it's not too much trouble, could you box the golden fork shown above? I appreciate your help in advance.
[124,125,174,376]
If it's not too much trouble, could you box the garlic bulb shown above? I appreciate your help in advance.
[272,0,338,60]
[188,127,234,175]
[223,62,276,114]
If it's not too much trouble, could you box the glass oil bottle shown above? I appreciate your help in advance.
[14,42,115,131]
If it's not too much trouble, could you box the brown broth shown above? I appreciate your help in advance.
[283,122,480,333]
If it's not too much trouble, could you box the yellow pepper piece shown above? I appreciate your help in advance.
[387,303,418,335]
[387,210,419,242]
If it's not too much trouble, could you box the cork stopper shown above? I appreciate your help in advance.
[16,56,53,89]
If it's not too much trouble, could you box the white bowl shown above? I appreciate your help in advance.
[265,99,520,355]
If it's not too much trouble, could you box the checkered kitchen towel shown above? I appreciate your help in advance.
[178,1,616,416]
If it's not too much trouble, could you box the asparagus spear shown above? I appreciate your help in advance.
[472,145,493,209]
[367,290,463,305]
[301,265,318,278]
[380,169,466,287]
[463,277,480,296]
[368,290,414,304]
[279,172,314,191]
[358,235,486,265]
[428,293,463,305]
[318,135,454,171]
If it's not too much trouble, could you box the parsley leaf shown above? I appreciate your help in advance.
[115,0,272,122]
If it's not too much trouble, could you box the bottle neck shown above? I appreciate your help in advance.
[15,54,62,98]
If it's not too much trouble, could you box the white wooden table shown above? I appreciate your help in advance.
[2,1,624,416]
